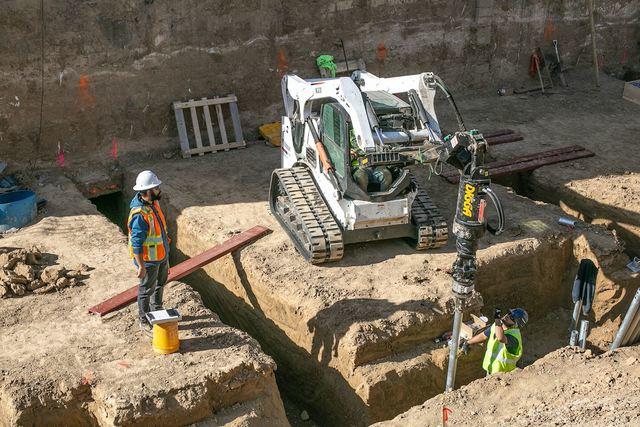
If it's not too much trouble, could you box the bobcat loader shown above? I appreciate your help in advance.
[269,71,465,263]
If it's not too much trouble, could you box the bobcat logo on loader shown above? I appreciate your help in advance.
[462,183,476,218]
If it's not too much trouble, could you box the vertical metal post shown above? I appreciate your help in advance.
[578,320,590,350]
[569,299,582,337]
[445,306,463,392]
[569,330,579,347]
[611,288,640,350]
[588,0,600,87]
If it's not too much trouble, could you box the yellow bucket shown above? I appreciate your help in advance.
[152,321,180,354]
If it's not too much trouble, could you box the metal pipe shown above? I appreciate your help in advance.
[623,308,640,345]
[611,288,640,350]
[569,330,579,346]
[379,129,432,144]
[445,306,463,392]
[578,320,590,350]
[569,299,582,337]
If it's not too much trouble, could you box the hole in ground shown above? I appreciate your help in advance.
[89,191,128,234]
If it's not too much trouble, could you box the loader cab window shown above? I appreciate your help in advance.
[320,103,348,179]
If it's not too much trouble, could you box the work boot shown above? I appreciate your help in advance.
[139,319,152,338]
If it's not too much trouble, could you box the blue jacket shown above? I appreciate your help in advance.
[128,193,169,266]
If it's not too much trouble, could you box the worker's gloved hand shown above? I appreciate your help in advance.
[458,339,469,354]
[494,308,502,320]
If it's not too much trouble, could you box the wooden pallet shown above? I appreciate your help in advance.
[173,95,245,158]
[87,226,272,316]
[441,145,595,183]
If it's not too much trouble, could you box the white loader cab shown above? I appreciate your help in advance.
[269,71,449,263]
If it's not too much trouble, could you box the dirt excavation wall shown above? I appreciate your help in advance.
[375,345,640,426]
[125,145,639,425]
[2,0,638,167]
[0,171,289,426]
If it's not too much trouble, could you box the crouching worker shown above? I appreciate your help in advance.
[128,170,170,336]
[462,308,528,375]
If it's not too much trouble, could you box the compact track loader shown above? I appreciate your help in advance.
[269,71,490,264]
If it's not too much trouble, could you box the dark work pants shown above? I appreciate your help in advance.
[138,259,169,323]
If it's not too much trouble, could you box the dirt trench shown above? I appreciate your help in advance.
[0,172,289,426]
[121,144,639,425]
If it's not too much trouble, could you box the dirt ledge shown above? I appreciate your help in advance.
[0,172,288,426]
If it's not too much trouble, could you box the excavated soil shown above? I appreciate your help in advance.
[0,172,288,426]
[374,345,640,427]
[126,136,638,424]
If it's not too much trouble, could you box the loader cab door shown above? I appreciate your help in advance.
[320,102,370,201]
[320,103,349,182]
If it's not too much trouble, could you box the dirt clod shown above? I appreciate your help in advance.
[0,248,89,298]
[10,282,26,296]
[14,263,35,281]
[41,265,66,284]
[55,277,70,289]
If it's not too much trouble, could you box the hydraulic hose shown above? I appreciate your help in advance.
[433,75,466,132]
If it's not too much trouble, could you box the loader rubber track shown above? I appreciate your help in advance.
[269,166,344,264]
[411,182,449,250]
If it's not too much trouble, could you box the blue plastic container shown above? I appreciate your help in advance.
[0,190,37,232]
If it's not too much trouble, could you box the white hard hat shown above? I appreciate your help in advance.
[133,170,162,191]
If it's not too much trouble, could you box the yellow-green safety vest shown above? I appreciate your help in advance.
[482,324,522,374]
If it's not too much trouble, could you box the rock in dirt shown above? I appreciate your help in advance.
[29,245,42,259]
[0,253,9,267]
[65,270,84,279]
[24,252,39,265]
[13,263,35,281]
[33,284,56,294]
[41,265,66,284]
[27,279,45,291]
[3,257,18,271]
[10,282,26,296]
[68,277,84,287]
[0,283,10,298]
[55,277,70,289]
[2,270,29,285]
[301,410,310,421]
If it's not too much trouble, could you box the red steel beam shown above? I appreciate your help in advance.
[485,133,524,146]
[88,225,272,316]
[442,146,594,183]
[482,129,515,139]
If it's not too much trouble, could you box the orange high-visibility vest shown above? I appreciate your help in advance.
[127,201,169,262]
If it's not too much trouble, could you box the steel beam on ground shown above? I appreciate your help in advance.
[441,145,594,183]
[88,226,272,316]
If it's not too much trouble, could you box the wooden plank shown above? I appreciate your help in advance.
[185,141,246,156]
[189,104,204,156]
[215,103,229,147]
[442,146,594,183]
[202,101,217,147]
[87,226,272,316]
[229,101,245,146]
[173,107,191,158]
[173,95,238,109]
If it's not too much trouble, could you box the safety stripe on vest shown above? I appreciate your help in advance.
[489,351,518,365]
